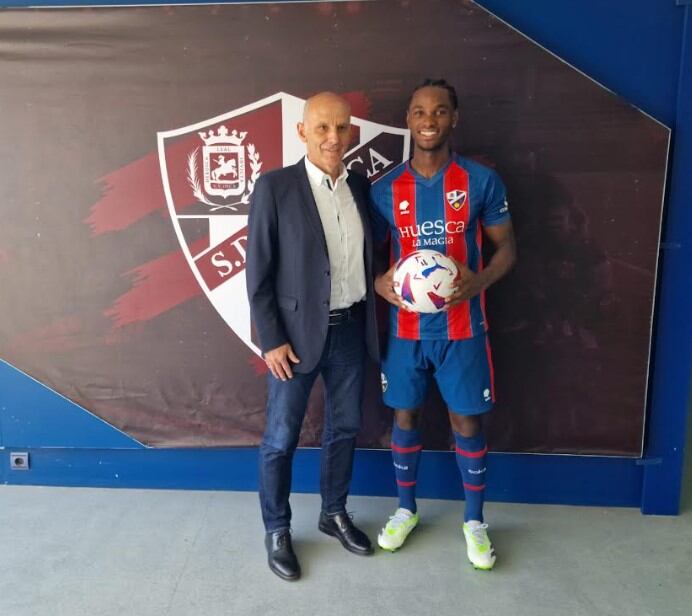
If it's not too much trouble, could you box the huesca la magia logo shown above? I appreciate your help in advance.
[158,92,409,356]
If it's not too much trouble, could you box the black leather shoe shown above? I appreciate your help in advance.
[318,511,374,556]
[265,530,301,581]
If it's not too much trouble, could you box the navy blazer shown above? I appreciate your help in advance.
[246,159,379,373]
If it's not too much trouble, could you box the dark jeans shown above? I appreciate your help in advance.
[258,315,366,533]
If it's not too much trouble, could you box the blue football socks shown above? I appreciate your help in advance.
[391,422,423,514]
[453,431,487,522]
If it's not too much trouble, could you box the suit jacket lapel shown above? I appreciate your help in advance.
[295,159,329,257]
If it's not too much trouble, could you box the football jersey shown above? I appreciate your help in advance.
[370,153,510,340]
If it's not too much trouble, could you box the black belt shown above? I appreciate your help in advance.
[328,301,364,326]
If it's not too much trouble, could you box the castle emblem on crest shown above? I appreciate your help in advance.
[187,125,262,211]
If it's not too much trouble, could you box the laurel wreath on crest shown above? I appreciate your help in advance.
[187,149,221,208]
[186,145,262,211]
[240,144,262,205]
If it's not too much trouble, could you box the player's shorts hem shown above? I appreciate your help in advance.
[448,403,494,417]
[382,395,426,411]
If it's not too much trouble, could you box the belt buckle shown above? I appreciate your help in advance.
[328,307,350,326]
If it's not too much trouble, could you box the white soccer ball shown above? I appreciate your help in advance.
[392,249,459,313]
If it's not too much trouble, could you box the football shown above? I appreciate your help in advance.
[392,249,459,313]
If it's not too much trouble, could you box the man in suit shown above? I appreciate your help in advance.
[246,92,379,581]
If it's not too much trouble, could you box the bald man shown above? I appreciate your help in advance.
[246,93,379,581]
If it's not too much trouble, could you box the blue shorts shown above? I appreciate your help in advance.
[380,335,495,415]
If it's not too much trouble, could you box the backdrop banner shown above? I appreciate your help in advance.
[0,1,669,454]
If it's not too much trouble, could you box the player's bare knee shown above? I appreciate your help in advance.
[449,413,480,437]
[395,409,420,430]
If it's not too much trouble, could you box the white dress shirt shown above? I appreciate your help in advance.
[304,157,366,310]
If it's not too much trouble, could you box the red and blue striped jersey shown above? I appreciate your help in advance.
[370,154,510,340]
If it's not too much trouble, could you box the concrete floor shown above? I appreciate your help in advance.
[1,483,691,616]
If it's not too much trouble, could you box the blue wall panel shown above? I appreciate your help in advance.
[3,446,643,509]
[640,6,692,514]
[0,360,143,449]
[475,0,683,125]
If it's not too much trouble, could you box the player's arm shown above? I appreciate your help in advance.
[446,220,516,306]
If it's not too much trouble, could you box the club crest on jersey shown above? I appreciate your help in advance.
[158,92,409,358]
[446,189,467,211]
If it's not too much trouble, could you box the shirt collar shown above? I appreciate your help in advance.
[304,156,348,189]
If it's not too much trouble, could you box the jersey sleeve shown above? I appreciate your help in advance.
[480,170,511,227]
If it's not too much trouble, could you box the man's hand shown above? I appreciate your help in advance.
[445,262,485,309]
[375,264,409,310]
[264,343,300,381]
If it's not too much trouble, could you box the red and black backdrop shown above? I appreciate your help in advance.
[0,1,668,454]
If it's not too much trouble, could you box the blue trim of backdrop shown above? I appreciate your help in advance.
[0,0,690,514]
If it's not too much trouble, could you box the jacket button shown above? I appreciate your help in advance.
[324,271,330,276]
[323,300,329,306]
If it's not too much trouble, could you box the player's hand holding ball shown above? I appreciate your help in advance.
[392,249,459,313]
[374,264,409,310]
[444,261,484,307]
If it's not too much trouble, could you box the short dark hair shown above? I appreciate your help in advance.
[409,78,458,110]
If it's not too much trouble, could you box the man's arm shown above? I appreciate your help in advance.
[246,176,300,380]
[446,220,516,307]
